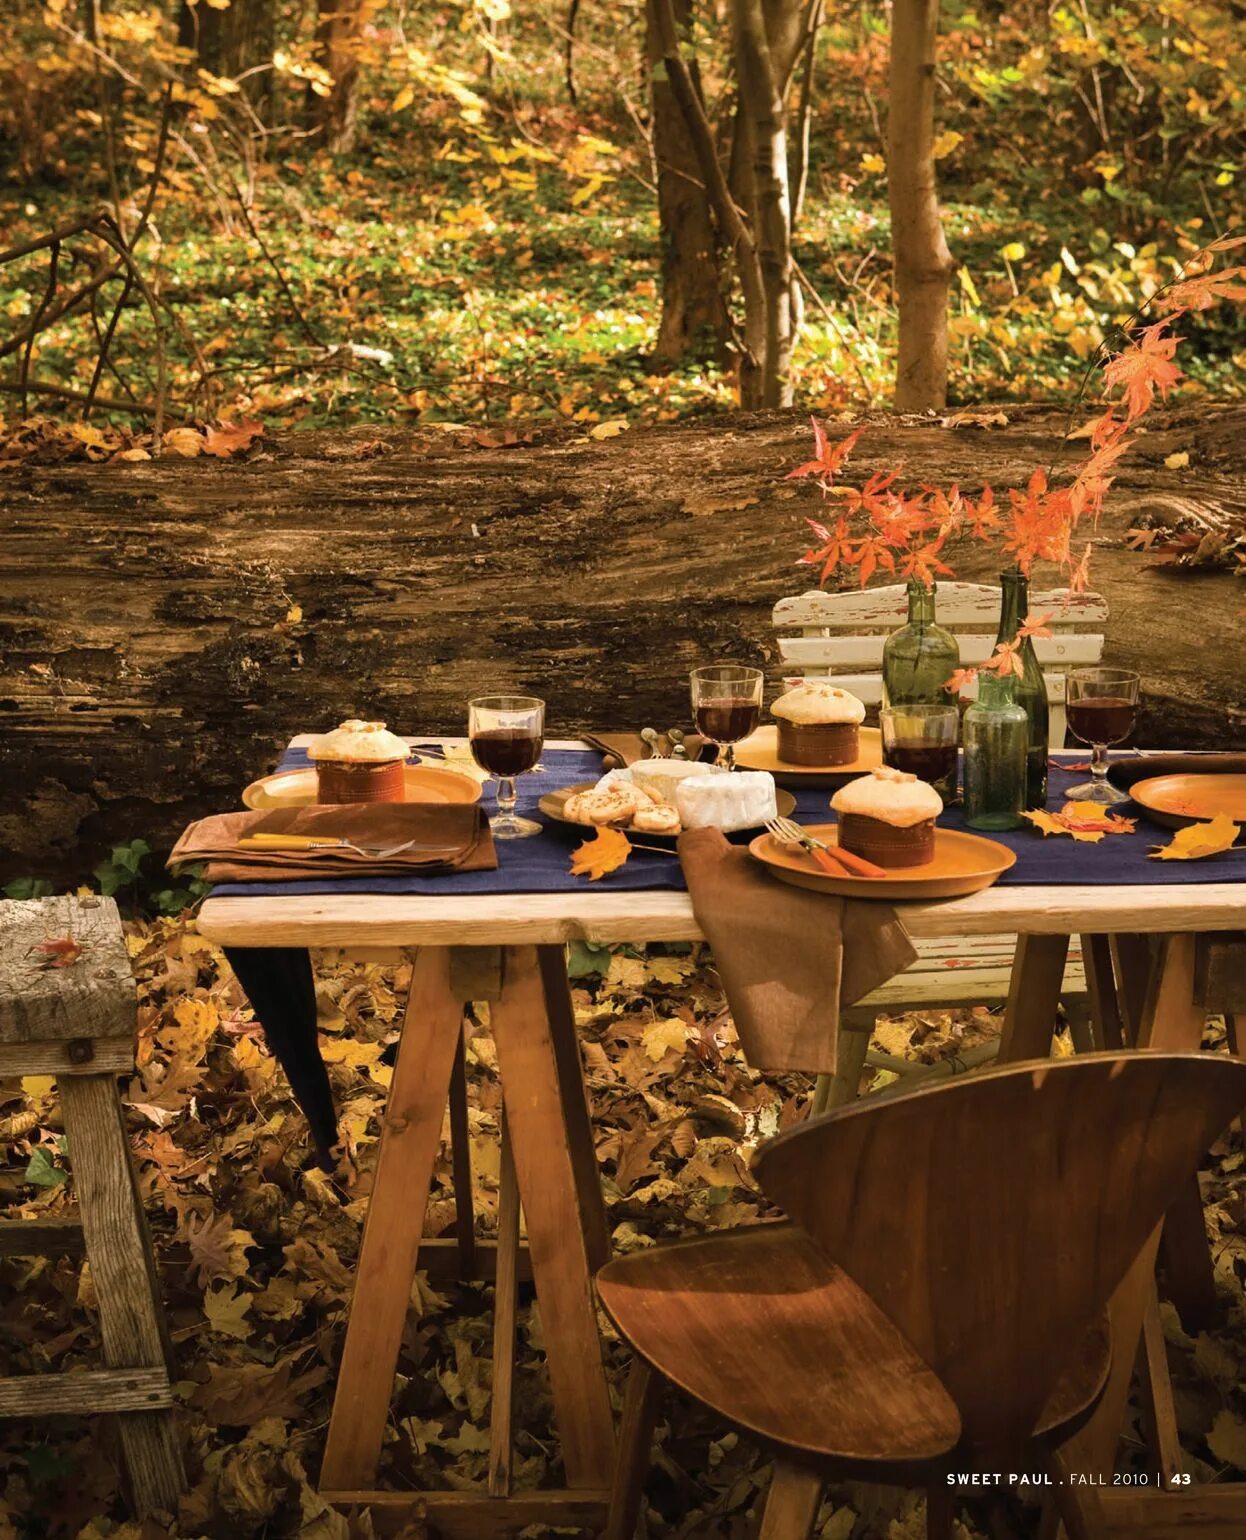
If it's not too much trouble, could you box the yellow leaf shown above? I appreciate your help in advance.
[641,1018,696,1063]
[932,130,963,159]
[1022,802,1136,842]
[1150,814,1240,861]
[114,446,151,461]
[1024,808,1105,842]
[285,604,303,624]
[859,152,885,175]
[999,241,1027,262]
[958,267,982,307]
[163,427,204,458]
[391,84,415,112]
[569,827,631,880]
[21,1075,55,1101]
[203,1282,253,1340]
[588,419,628,440]
[1163,450,1190,469]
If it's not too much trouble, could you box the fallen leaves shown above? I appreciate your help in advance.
[568,825,631,879]
[1023,801,1138,841]
[0,415,266,467]
[30,936,85,969]
[1150,814,1241,861]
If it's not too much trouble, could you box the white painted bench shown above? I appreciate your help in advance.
[772,581,1109,747]
[772,581,1108,1105]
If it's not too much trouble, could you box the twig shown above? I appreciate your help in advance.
[20,241,60,419]
[792,259,874,402]
[0,380,162,415]
[82,272,135,419]
[224,178,324,351]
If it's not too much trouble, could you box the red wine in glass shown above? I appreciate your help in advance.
[694,697,761,744]
[1066,696,1136,746]
[469,728,543,777]
[886,740,958,791]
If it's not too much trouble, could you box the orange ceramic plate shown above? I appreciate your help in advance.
[242,764,483,811]
[1129,774,1246,831]
[732,725,883,783]
[540,782,797,845]
[749,822,1015,900]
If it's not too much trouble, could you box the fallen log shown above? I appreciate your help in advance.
[1,403,1244,884]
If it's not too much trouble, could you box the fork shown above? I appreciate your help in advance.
[765,817,846,876]
[237,833,459,859]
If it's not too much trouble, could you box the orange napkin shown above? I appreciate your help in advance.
[678,827,916,1074]
[170,803,496,883]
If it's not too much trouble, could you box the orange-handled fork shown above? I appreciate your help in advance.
[764,817,888,879]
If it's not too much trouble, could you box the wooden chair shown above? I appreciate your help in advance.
[773,582,1109,1105]
[0,896,184,1516]
[598,1051,1246,1539]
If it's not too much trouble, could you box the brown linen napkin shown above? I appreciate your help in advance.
[582,730,712,767]
[170,803,496,883]
[678,826,917,1074]
[1108,753,1246,793]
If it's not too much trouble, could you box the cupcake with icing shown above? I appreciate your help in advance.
[771,682,867,766]
[307,720,411,804]
[830,765,942,867]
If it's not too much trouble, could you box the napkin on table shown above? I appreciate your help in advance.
[678,827,917,1075]
[581,730,713,767]
[170,802,496,883]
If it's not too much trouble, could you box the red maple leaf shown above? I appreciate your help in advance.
[786,419,862,483]
[1101,323,1183,422]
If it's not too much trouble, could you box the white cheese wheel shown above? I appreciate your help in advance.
[675,770,778,832]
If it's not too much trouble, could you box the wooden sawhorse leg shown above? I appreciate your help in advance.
[59,1072,185,1515]
[320,944,614,1521]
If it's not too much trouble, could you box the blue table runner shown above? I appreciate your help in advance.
[209,744,1246,898]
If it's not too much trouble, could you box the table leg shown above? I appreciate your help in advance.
[537,944,611,1274]
[320,947,466,1492]
[1051,934,1206,1489]
[488,1113,520,1499]
[998,933,1070,1064]
[492,946,615,1489]
[448,1026,477,1279]
[1081,935,1125,1051]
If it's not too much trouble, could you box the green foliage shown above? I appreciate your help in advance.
[24,1144,68,1190]
[2,876,53,900]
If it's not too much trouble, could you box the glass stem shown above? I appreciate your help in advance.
[496,775,517,823]
[1091,743,1109,782]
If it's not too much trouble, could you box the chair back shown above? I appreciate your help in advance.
[771,582,1108,747]
[753,1052,1246,1454]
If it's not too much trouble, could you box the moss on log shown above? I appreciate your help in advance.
[1,404,1243,882]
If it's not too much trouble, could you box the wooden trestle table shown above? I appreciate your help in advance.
[195,738,1246,1539]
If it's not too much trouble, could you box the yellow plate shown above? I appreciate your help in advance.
[749,822,1015,900]
[1129,773,1246,831]
[243,763,483,811]
[732,725,883,783]
[540,782,797,845]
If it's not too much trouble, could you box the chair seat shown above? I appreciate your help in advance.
[598,1222,1112,1470]
[597,1223,962,1465]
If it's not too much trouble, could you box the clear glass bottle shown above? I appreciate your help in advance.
[994,568,1049,808]
[963,670,1028,831]
[881,580,961,706]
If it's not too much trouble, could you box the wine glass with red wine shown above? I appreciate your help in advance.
[468,695,545,839]
[1064,667,1140,804]
[690,664,764,769]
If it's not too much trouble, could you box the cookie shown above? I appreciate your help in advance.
[632,805,681,835]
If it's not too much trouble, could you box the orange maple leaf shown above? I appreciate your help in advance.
[202,417,265,459]
[1101,323,1183,423]
[1022,802,1136,842]
[568,826,632,880]
[786,419,862,483]
[32,936,84,969]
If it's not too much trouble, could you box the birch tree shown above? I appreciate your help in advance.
[887,0,954,410]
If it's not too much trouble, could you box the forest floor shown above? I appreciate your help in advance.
[2,924,1246,1540]
[3,106,1244,437]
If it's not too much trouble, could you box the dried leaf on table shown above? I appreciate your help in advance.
[1150,814,1241,861]
[1022,801,1137,842]
[568,825,631,879]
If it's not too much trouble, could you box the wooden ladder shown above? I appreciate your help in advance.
[0,895,184,1516]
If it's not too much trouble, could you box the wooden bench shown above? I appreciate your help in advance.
[772,580,1109,746]
[0,896,183,1516]
[772,581,1109,1105]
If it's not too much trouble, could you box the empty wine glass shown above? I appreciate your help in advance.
[1064,667,1140,804]
[468,695,545,838]
[690,665,763,769]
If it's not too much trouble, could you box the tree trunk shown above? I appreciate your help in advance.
[732,0,796,407]
[887,0,953,411]
[312,0,363,154]
[2,404,1243,883]
[179,0,276,118]
[644,0,731,365]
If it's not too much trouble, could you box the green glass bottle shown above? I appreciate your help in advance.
[963,670,1028,830]
[994,568,1049,809]
[881,580,960,706]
